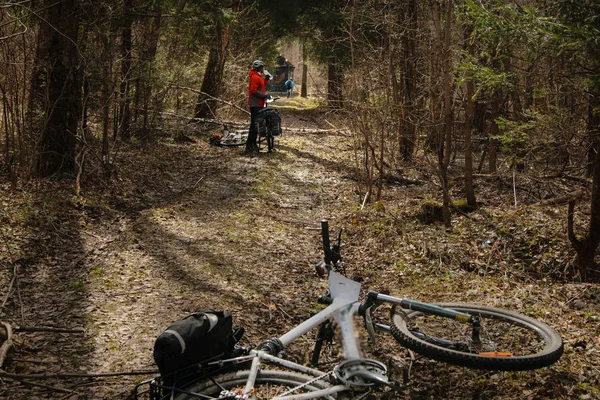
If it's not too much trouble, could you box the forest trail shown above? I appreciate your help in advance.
[1,104,598,399]
[1,105,377,398]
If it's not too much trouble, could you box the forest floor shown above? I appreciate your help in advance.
[1,98,599,399]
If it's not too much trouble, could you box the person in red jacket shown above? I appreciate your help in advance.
[247,60,271,154]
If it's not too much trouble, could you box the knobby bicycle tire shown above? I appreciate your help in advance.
[390,303,563,371]
[267,134,274,152]
[174,369,337,399]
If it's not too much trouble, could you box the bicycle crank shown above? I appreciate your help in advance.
[333,358,391,388]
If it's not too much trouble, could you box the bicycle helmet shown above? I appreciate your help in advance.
[252,60,264,70]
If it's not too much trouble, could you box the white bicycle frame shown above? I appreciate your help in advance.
[225,271,366,399]
[280,271,362,359]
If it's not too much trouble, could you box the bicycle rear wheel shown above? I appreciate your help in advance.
[174,369,338,399]
[390,303,563,371]
[267,134,274,152]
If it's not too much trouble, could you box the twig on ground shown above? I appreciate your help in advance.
[192,176,205,189]
[0,369,158,380]
[323,119,338,130]
[5,358,52,365]
[15,326,85,334]
[2,376,79,395]
[1,263,17,309]
[0,321,14,368]
[0,224,18,309]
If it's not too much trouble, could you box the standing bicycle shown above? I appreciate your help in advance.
[254,97,282,153]
[134,220,563,399]
[210,97,281,153]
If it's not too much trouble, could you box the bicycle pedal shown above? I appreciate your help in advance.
[388,356,412,384]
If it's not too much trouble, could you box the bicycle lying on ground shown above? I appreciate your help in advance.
[211,97,281,153]
[134,220,564,399]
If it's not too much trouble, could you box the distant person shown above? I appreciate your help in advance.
[285,78,295,98]
[247,60,271,154]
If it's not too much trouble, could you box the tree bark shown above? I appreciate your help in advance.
[570,92,600,279]
[428,0,444,156]
[441,0,453,228]
[464,25,477,207]
[118,0,134,141]
[32,0,83,177]
[100,32,112,180]
[488,93,500,174]
[301,40,308,98]
[487,56,502,174]
[327,62,343,109]
[587,95,600,178]
[400,0,417,161]
[194,17,231,120]
[134,0,162,138]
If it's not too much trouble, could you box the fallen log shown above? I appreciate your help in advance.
[530,188,586,207]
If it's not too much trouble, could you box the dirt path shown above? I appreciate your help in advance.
[1,106,598,399]
[1,107,365,398]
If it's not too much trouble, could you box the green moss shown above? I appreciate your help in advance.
[453,199,478,212]
[90,265,103,276]
[68,281,85,290]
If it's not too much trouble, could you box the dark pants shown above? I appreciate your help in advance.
[246,106,261,153]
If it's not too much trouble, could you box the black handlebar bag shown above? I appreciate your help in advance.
[153,309,240,388]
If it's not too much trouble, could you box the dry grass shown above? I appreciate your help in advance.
[0,108,598,399]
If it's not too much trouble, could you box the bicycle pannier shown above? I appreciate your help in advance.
[255,107,281,137]
[153,309,242,387]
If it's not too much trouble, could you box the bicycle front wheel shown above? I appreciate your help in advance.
[390,303,563,371]
[217,135,267,148]
[174,369,338,399]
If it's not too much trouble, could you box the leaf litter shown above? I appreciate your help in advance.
[0,108,598,399]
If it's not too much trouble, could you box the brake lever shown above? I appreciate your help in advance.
[336,228,343,248]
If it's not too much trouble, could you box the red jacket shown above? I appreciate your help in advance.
[248,69,268,107]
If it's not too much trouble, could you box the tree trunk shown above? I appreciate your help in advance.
[134,1,162,138]
[441,0,453,228]
[487,56,502,174]
[488,94,500,174]
[32,0,82,177]
[464,25,477,207]
[327,62,343,109]
[100,32,112,180]
[194,18,231,119]
[587,95,599,178]
[1,85,16,188]
[301,40,308,98]
[428,1,444,156]
[400,0,417,161]
[570,92,600,280]
[118,0,134,141]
